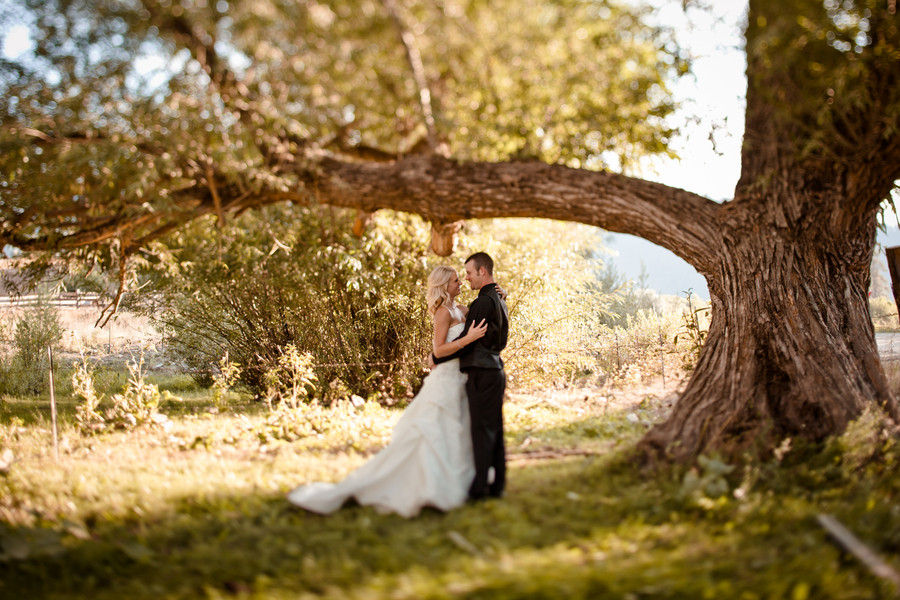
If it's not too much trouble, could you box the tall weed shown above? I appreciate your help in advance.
[673,289,711,373]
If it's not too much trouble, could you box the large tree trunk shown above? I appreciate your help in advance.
[632,0,900,459]
[641,190,898,460]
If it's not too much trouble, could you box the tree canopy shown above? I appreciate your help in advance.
[1,0,684,259]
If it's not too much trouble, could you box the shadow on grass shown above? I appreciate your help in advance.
[2,444,894,600]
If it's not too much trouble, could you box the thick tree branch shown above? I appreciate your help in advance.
[307,155,721,272]
[737,0,900,210]
[2,152,722,273]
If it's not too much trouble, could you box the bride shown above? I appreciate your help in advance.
[288,265,488,518]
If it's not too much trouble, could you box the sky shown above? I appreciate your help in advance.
[641,0,748,203]
[2,25,29,60]
[603,1,897,298]
[598,1,748,298]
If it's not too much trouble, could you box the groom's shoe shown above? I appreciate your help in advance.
[467,491,488,503]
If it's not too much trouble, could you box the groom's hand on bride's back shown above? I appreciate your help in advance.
[466,319,488,343]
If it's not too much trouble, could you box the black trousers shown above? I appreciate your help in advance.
[465,367,506,499]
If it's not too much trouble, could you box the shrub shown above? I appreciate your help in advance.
[132,205,434,400]
[73,353,174,434]
[0,303,64,396]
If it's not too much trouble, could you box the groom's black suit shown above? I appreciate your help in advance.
[434,283,509,499]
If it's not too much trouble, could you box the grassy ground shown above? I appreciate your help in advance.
[1,376,899,599]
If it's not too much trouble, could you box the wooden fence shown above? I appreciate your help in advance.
[0,292,102,309]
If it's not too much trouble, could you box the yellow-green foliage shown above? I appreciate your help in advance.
[211,353,241,409]
[72,353,175,435]
[449,219,613,389]
[135,205,436,399]
[261,345,318,408]
[0,303,64,397]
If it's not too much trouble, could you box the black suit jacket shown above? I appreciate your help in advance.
[434,283,509,370]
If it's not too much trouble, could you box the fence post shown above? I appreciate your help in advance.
[48,346,59,463]
[615,332,621,370]
[658,316,665,389]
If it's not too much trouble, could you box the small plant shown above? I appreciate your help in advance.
[244,345,320,443]
[111,354,170,427]
[262,344,318,408]
[72,354,105,434]
[211,353,242,409]
[73,352,176,434]
[674,288,710,372]
[832,408,900,476]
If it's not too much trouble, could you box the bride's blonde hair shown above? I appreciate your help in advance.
[426,265,457,316]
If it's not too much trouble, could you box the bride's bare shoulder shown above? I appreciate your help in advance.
[433,305,452,323]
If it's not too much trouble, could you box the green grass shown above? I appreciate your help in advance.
[1,385,899,599]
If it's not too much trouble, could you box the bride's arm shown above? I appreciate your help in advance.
[432,307,487,358]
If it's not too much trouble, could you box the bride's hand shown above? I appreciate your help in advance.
[464,319,488,343]
[494,284,507,300]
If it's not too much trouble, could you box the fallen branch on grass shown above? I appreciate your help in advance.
[508,449,606,462]
[817,513,900,590]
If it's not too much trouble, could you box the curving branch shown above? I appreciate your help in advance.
[95,236,131,328]
[307,154,723,272]
[1,149,723,272]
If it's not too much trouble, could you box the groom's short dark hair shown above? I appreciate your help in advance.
[466,252,493,275]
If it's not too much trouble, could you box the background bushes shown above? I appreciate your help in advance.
[132,205,435,401]
[129,205,707,400]
[0,303,64,397]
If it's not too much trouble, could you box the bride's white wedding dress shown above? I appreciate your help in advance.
[287,311,474,518]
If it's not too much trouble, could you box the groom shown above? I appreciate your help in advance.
[433,252,509,500]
